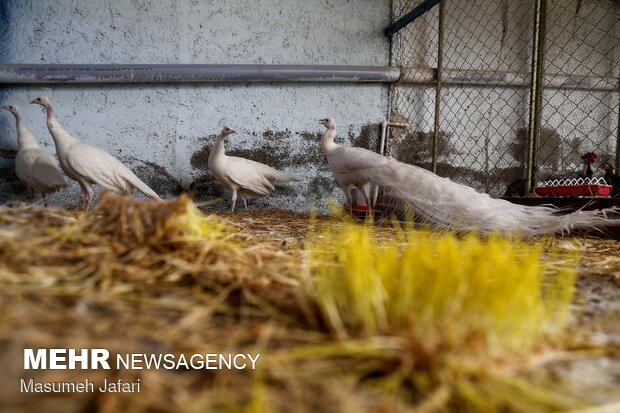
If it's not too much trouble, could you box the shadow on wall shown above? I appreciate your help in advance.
[187,127,385,203]
[391,130,455,167]
[0,123,383,207]
[0,152,183,204]
[510,127,562,180]
[0,150,30,201]
[386,117,579,195]
[129,159,184,197]
[509,127,613,182]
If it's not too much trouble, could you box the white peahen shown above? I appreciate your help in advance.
[2,104,67,206]
[208,122,299,211]
[30,96,161,210]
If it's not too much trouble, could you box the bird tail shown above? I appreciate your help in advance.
[266,169,300,183]
[127,174,161,200]
[371,158,620,236]
[545,206,620,235]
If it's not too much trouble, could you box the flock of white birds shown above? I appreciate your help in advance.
[2,96,619,236]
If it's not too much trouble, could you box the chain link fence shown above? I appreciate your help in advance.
[388,0,620,198]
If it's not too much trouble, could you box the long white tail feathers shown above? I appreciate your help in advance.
[550,207,620,235]
[373,158,620,237]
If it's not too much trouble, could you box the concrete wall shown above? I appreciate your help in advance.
[0,0,390,210]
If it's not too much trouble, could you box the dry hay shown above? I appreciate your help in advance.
[0,193,619,413]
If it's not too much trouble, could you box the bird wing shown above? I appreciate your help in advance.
[326,146,392,190]
[64,142,160,199]
[224,157,278,196]
[15,150,37,188]
[327,146,388,174]
[608,172,620,188]
[65,143,133,193]
[31,150,67,190]
[249,159,299,183]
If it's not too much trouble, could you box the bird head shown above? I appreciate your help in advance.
[217,118,236,138]
[30,96,51,109]
[319,117,336,129]
[0,104,19,116]
[221,125,236,137]
[581,152,597,164]
[600,162,614,172]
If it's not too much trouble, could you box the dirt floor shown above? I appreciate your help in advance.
[0,199,619,413]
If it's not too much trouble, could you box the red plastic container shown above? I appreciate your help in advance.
[535,184,612,197]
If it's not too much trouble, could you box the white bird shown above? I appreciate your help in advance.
[30,96,161,210]
[1,104,67,206]
[319,116,619,236]
[208,123,299,211]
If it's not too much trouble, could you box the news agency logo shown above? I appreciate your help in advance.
[21,348,261,393]
[24,348,110,370]
[24,348,261,370]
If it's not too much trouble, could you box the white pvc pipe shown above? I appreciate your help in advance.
[0,64,401,84]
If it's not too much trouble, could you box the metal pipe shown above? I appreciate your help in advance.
[525,0,547,196]
[380,121,389,156]
[374,120,408,205]
[0,64,616,91]
[384,0,441,38]
[379,121,409,156]
[616,88,620,172]
[0,64,401,84]
[400,66,618,91]
[432,0,445,174]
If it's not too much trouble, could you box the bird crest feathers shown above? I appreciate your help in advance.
[218,118,230,129]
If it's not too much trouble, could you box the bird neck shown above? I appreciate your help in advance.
[12,112,38,149]
[209,136,227,163]
[45,109,79,151]
[44,103,54,117]
[321,127,338,154]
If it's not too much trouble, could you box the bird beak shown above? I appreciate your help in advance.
[0,106,9,110]
[319,119,326,124]
[29,99,37,104]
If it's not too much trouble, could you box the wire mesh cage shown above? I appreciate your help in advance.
[388,0,620,198]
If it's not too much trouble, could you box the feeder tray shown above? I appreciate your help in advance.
[351,204,383,220]
[535,177,612,197]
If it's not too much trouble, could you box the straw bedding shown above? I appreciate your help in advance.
[0,193,618,413]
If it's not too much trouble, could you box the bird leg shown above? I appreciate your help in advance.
[231,190,237,212]
[340,186,353,217]
[84,185,95,211]
[77,185,87,209]
[242,195,248,211]
[359,189,373,219]
[42,193,48,208]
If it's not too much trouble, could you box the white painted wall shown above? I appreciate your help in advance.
[0,0,390,210]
